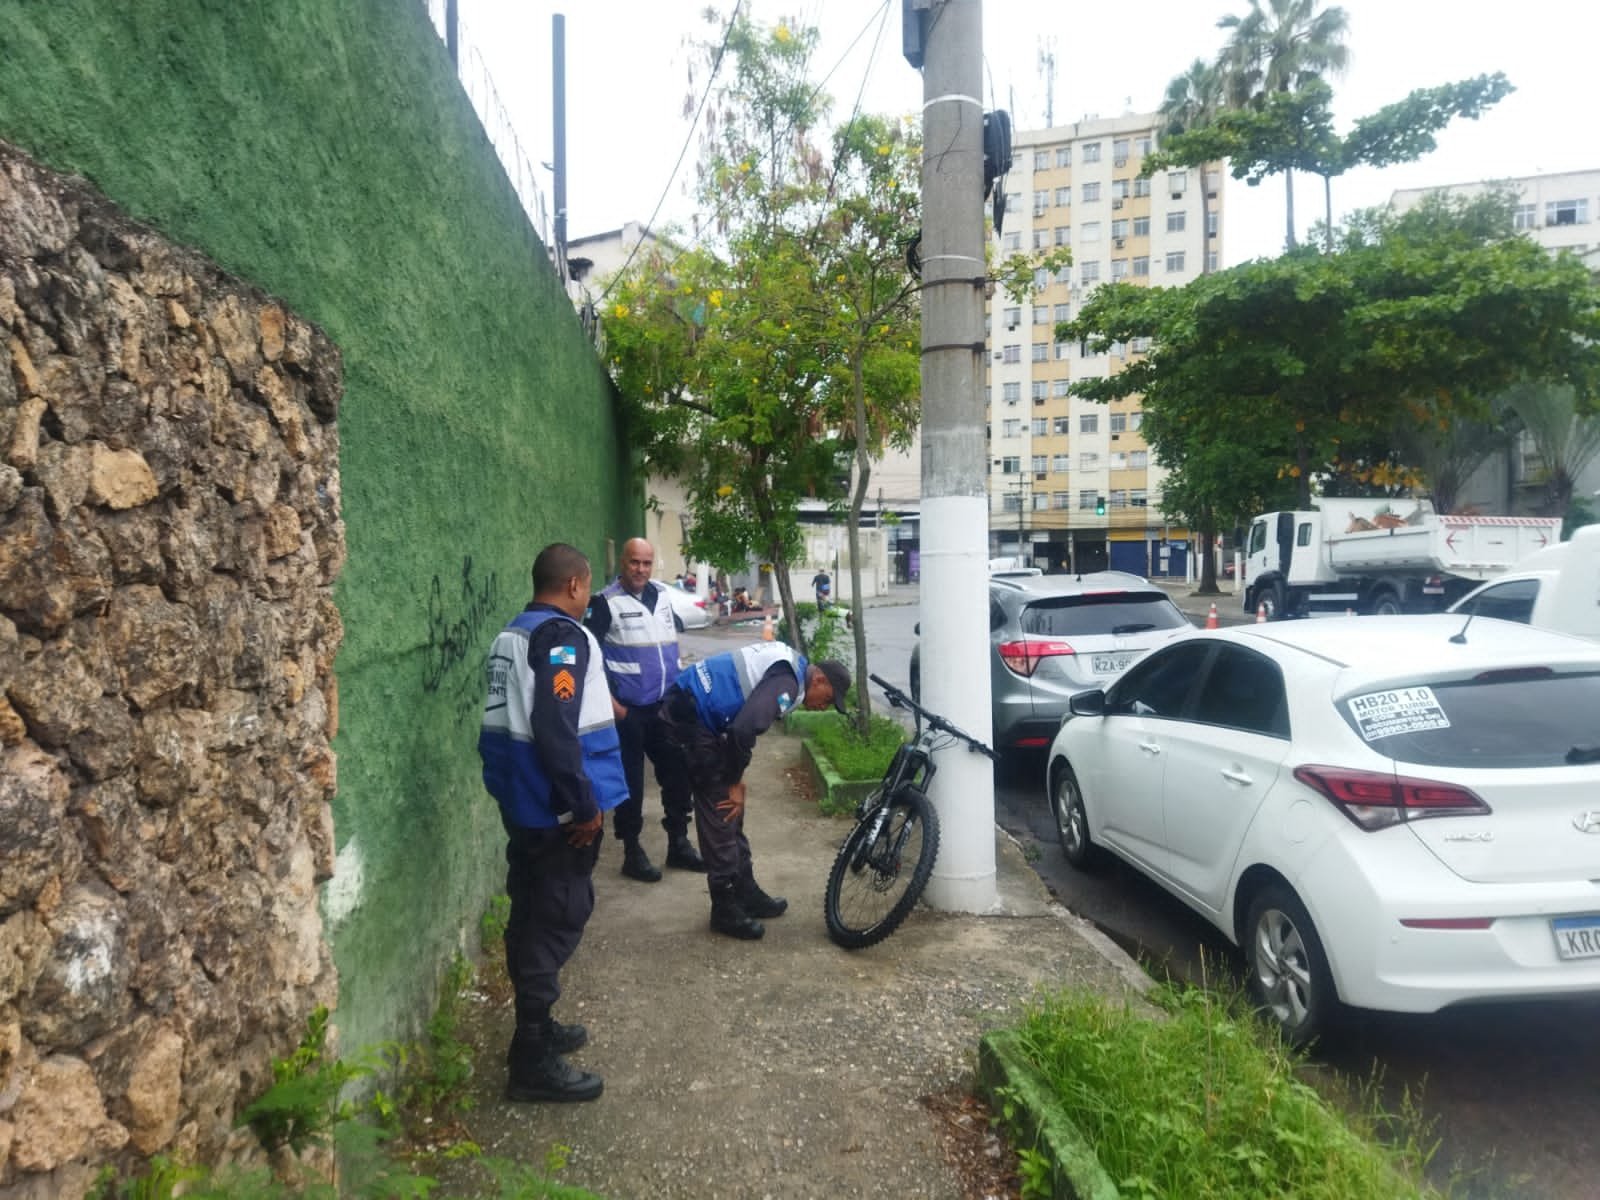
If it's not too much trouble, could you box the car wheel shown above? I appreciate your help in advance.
[673,612,686,633]
[1050,760,1097,868]
[1367,589,1402,617]
[1244,884,1336,1047]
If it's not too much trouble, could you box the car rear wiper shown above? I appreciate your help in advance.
[1566,744,1600,764]
[1112,623,1156,634]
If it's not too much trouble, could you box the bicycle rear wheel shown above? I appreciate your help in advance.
[824,786,940,949]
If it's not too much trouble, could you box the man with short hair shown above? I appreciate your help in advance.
[585,538,703,882]
[479,543,627,1103]
[662,643,851,939]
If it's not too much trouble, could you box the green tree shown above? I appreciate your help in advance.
[1501,381,1600,520]
[1218,0,1351,249]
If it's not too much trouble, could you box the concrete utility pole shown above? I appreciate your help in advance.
[916,0,996,912]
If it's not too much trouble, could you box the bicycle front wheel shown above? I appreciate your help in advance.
[824,786,940,949]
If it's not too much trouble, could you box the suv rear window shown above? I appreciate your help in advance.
[1338,671,1600,768]
[1020,593,1189,637]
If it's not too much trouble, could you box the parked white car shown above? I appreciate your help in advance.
[1046,615,1600,1044]
[663,585,712,631]
[1448,523,1600,641]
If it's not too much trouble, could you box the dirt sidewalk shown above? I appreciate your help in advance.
[439,735,1148,1199]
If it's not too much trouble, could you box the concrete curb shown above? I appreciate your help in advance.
[977,1030,1122,1200]
[799,738,878,814]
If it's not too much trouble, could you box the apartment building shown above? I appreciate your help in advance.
[985,112,1223,576]
[1391,169,1600,513]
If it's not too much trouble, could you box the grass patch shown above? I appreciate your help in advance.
[997,984,1441,1200]
[807,712,905,782]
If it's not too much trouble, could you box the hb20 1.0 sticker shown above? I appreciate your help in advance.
[1346,686,1450,741]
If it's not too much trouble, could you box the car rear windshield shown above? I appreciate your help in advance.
[1338,670,1600,768]
[1020,593,1189,637]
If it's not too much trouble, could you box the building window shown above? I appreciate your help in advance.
[1133,177,1151,198]
[1031,418,1048,436]
[1513,203,1537,230]
[1080,413,1099,433]
[1033,150,1050,171]
[1137,136,1153,157]
[1005,191,1021,213]
[1053,453,1071,472]
[1033,267,1051,290]
[1001,456,1020,473]
[1032,342,1049,362]
[1206,211,1219,236]
[1053,416,1070,434]
[1054,491,1071,508]
[1002,418,1021,437]
[1001,494,1021,512]
[984,386,991,406]
[1033,305,1052,326]
[1111,218,1130,240]
[1078,489,1098,509]
[1034,189,1051,213]
[1130,489,1148,507]
[1080,260,1101,282]
[1082,181,1101,202]
[1111,258,1129,280]
[1109,412,1127,433]
[1033,492,1050,510]
[1080,221,1101,243]
[1002,231,1021,252]
[1055,265,1072,284]
[1056,146,1072,168]
[1032,454,1048,473]
[1546,198,1589,226]
[1132,215,1151,237]
[1033,228,1050,249]
[1168,169,1188,194]
[1167,210,1187,232]
[1082,141,1102,163]
[1132,256,1150,277]
[1053,303,1070,323]
[1003,306,1021,328]
[1166,251,1186,272]
[1130,336,1152,353]
[1112,178,1129,200]
[1112,138,1130,163]
[1130,411,1144,430]
[1002,381,1021,403]
[1108,489,1128,508]
[1055,186,1071,206]
[1031,380,1048,401]
[1109,452,1127,470]
[1002,343,1021,363]
[1054,225,1071,246]
[1130,450,1149,468]
[1055,341,1071,360]
[1206,250,1219,272]
[1052,379,1071,398]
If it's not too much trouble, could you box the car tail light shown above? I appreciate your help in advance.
[693,599,706,609]
[1292,765,1492,831]
[998,639,1075,677]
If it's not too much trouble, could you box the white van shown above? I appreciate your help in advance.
[1447,524,1600,640]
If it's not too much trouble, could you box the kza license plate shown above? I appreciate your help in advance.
[1092,653,1135,675]
[1552,915,1600,961]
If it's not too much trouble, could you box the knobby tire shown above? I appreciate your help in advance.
[823,786,940,949]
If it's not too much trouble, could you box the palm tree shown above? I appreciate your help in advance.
[1159,59,1225,277]
[1502,381,1600,520]
[1218,0,1350,250]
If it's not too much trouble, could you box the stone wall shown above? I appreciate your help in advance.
[0,142,344,1194]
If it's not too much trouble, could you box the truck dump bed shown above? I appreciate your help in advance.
[1328,511,1561,581]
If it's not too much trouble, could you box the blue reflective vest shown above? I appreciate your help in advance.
[478,608,629,830]
[675,643,807,733]
[596,579,679,706]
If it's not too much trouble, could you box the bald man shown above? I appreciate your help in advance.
[585,538,703,881]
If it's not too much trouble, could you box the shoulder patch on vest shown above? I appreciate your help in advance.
[549,645,577,665]
[552,669,577,701]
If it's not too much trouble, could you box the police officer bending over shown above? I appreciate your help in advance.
[478,543,628,1103]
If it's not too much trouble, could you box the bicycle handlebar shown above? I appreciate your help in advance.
[869,673,999,761]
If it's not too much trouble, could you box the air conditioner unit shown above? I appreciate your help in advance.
[1172,192,1183,200]
[1114,157,1127,168]
[1112,198,1124,210]
[1035,472,1048,481]
[1114,237,1125,248]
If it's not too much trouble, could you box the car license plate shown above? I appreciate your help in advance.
[1091,652,1135,675]
[1552,915,1600,960]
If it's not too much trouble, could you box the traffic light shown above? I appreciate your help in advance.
[1095,495,1106,516]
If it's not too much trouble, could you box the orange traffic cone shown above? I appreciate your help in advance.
[1205,603,1219,630]
[1256,602,1267,624]
[761,612,775,641]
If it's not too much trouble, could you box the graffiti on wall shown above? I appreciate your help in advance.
[422,555,502,720]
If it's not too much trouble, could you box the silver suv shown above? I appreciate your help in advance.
[911,572,1191,756]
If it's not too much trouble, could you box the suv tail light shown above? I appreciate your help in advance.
[998,639,1075,677]
[1293,765,1491,831]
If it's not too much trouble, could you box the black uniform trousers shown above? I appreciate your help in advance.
[662,698,752,891]
[611,700,694,844]
[503,824,602,1025]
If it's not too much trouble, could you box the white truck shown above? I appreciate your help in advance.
[1447,523,1600,640]
[1242,498,1562,619]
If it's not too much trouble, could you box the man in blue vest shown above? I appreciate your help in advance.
[585,537,703,882]
[479,543,629,1103]
[662,642,851,939]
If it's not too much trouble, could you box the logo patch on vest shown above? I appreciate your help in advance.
[552,669,577,701]
[549,645,577,665]
[778,692,793,711]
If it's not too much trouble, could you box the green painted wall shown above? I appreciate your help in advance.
[0,0,635,1053]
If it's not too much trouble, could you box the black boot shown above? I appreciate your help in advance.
[736,876,788,919]
[709,883,765,940]
[547,1016,588,1055]
[506,1022,603,1104]
[665,832,707,872]
[621,839,661,883]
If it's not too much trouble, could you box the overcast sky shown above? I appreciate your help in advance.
[458,0,1597,265]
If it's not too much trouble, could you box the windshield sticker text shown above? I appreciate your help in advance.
[1347,686,1451,741]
